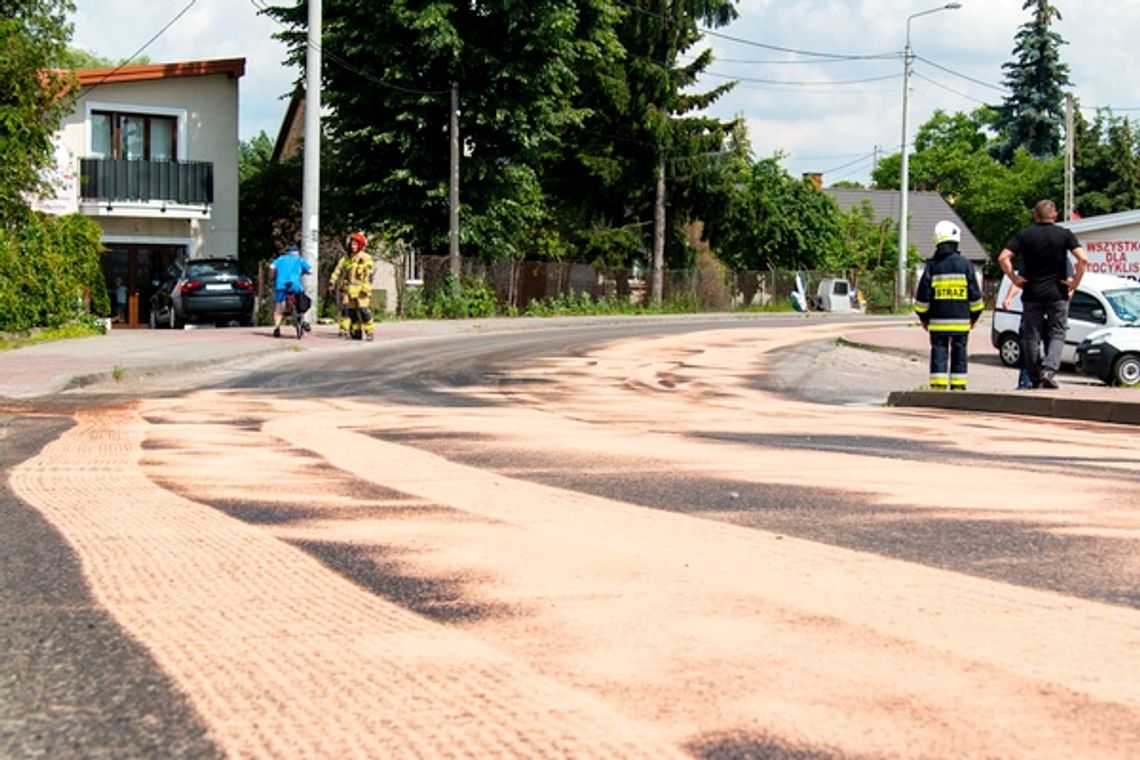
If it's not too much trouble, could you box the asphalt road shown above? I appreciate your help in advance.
[3,317,1139,758]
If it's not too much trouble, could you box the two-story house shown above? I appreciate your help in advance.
[36,58,244,328]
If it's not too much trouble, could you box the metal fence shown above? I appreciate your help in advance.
[409,255,933,314]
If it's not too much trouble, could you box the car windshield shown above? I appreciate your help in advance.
[1103,288,1140,324]
[186,260,242,279]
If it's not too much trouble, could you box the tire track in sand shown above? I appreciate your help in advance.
[9,403,684,759]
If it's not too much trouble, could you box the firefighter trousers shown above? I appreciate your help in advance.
[929,332,968,390]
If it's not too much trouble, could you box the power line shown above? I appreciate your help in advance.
[912,54,1007,94]
[826,155,878,184]
[611,0,895,61]
[911,71,990,106]
[818,151,878,176]
[700,70,901,87]
[250,0,448,97]
[790,151,868,161]
[78,0,197,100]
[692,54,896,66]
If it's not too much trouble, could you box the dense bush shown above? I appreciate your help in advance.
[0,211,107,332]
[402,272,498,319]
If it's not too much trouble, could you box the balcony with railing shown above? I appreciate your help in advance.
[79,158,213,218]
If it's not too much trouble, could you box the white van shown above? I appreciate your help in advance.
[813,277,854,312]
[992,272,1140,367]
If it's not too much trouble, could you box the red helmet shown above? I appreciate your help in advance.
[348,231,367,251]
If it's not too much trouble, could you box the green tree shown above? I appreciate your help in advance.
[239,130,275,182]
[57,46,151,69]
[0,0,77,223]
[58,48,114,68]
[543,0,739,272]
[871,108,1059,257]
[1095,114,1140,213]
[991,0,1071,162]
[835,200,901,271]
[262,0,620,263]
[238,150,302,277]
[704,156,842,271]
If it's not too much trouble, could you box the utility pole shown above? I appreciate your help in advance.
[898,4,961,312]
[301,0,321,321]
[651,155,665,305]
[449,82,461,292]
[1064,92,1075,221]
[896,26,913,312]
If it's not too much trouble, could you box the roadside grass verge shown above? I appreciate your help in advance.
[0,321,105,351]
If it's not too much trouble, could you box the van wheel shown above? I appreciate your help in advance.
[998,333,1021,368]
[1112,354,1140,386]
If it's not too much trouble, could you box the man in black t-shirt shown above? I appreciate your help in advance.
[998,200,1089,388]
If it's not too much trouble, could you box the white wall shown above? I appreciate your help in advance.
[1073,224,1140,281]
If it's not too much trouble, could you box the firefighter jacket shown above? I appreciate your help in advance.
[341,251,374,308]
[914,242,984,333]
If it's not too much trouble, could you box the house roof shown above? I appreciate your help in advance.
[73,58,245,86]
[1059,208,1140,234]
[272,91,305,164]
[823,188,989,263]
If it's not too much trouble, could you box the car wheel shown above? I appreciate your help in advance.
[998,332,1021,368]
[1112,354,1140,386]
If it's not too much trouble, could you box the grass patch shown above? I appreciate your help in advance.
[0,321,105,351]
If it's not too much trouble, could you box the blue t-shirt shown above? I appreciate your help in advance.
[271,254,312,292]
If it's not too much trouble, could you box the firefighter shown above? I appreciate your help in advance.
[327,244,354,338]
[338,231,374,340]
[914,220,984,390]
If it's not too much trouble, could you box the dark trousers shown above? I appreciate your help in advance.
[929,332,969,390]
[1021,300,1068,385]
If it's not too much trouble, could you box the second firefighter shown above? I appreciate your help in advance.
[329,231,375,341]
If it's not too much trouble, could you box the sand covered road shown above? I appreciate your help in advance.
[10,323,1140,758]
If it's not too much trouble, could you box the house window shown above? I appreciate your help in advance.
[91,111,177,161]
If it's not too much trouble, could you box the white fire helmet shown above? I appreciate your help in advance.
[933,220,961,245]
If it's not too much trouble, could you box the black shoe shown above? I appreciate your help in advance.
[1040,372,1059,389]
[302,321,311,332]
[273,327,281,338]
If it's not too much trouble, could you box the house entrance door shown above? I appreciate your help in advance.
[102,245,183,328]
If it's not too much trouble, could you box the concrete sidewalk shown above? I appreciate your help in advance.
[0,323,407,399]
[2,317,1138,425]
[841,320,1140,425]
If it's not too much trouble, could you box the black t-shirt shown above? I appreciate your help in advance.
[1005,223,1081,302]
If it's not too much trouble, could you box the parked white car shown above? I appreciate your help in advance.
[1075,326,1140,386]
[991,272,1140,367]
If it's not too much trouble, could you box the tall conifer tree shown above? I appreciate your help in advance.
[992,0,1071,162]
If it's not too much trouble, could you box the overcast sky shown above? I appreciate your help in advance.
[71,1,1140,186]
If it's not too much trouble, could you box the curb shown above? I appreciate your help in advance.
[835,335,922,359]
[56,347,291,396]
[887,390,1140,426]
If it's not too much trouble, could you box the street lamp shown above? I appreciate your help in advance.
[897,2,961,311]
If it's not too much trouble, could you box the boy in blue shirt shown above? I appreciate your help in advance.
[269,245,312,337]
